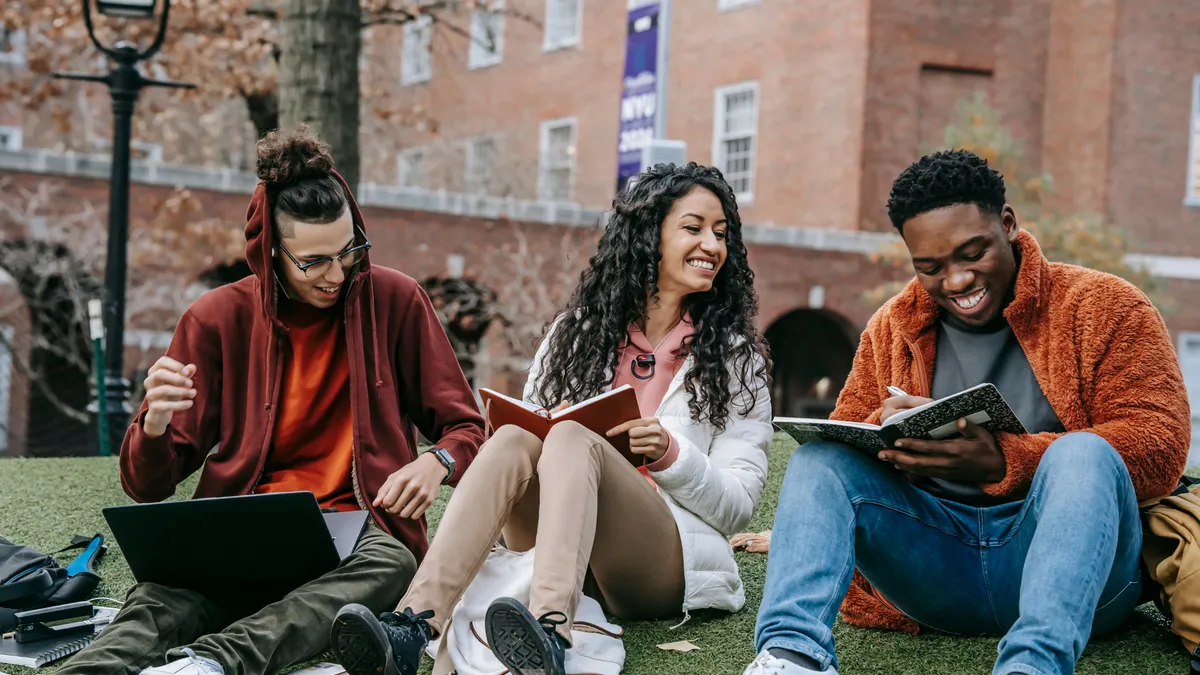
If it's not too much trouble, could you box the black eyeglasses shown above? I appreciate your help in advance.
[277,225,372,278]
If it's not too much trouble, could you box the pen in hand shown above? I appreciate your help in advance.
[886,386,909,397]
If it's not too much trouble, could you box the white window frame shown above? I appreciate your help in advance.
[543,0,582,52]
[0,29,27,66]
[0,126,22,151]
[1179,332,1200,462]
[401,15,433,85]
[718,0,760,10]
[468,0,505,70]
[396,147,426,188]
[1186,74,1200,207]
[538,117,577,202]
[465,135,500,195]
[712,80,760,204]
[133,141,163,163]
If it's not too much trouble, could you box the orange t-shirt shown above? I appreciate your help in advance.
[254,297,359,512]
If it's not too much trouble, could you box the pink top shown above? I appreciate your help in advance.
[611,314,693,472]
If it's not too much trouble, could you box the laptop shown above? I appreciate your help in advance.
[102,492,370,594]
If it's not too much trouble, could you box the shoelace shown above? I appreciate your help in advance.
[751,652,789,675]
[536,610,570,648]
[380,607,436,641]
[536,610,568,631]
[177,648,224,675]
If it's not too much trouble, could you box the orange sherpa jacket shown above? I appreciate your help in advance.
[832,229,1192,634]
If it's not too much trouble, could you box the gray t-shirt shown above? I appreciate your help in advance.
[916,315,1065,504]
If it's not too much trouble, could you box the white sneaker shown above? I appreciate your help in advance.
[742,649,838,675]
[140,648,225,675]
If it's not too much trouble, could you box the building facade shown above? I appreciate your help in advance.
[0,0,1199,457]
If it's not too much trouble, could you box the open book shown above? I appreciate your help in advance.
[478,385,643,467]
[774,383,1028,453]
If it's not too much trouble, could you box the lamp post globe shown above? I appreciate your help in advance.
[95,0,158,19]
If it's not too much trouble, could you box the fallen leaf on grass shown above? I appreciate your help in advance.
[657,640,701,652]
[730,529,772,553]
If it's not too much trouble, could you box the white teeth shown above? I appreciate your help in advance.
[953,289,986,310]
[688,259,715,270]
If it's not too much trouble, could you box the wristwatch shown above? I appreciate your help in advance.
[430,447,455,484]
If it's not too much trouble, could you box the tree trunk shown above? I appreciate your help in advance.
[243,90,279,140]
[278,0,362,192]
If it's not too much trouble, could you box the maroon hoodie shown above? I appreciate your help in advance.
[119,172,486,560]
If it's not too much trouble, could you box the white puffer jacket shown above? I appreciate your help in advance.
[522,326,773,614]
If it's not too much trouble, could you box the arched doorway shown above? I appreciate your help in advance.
[764,308,858,419]
[0,239,99,457]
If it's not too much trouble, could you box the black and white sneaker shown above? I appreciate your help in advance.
[483,597,568,675]
[330,603,434,675]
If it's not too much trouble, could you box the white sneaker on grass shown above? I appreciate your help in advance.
[742,649,838,675]
[140,648,224,675]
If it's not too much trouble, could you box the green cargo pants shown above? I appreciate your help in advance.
[56,522,415,675]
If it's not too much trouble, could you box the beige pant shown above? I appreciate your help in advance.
[400,421,686,642]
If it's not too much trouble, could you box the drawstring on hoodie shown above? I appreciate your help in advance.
[368,274,382,390]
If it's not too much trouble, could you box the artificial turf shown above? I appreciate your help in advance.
[0,435,1188,674]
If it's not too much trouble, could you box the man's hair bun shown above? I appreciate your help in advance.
[255,124,335,187]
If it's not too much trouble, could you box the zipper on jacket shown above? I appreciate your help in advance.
[344,291,371,515]
[904,336,931,398]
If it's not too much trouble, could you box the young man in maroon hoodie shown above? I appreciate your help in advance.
[56,127,486,675]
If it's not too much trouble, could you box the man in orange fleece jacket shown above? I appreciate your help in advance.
[744,150,1191,675]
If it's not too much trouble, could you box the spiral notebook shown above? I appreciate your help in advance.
[0,606,115,668]
[0,632,97,668]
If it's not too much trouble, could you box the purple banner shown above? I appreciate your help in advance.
[616,0,662,194]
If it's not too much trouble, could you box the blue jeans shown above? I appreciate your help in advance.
[754,432,1143,675]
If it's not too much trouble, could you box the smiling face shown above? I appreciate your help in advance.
[656,186,728,297]
[901,203,1020,327]
[275,208,357,308]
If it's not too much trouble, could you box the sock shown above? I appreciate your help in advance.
[769,647,824,671]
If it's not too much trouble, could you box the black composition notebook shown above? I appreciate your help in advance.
[774,383,1028,453]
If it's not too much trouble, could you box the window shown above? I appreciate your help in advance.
[543,0,581,51]
[0,126,21,151]
[713,81,759,202]
[396,148,426,188]
[1187,74,1200,206]
[0,29,26,66]
[1180,332,1200,462]
[465,136,499,195]
[132,142,163,163]
[539,118,576,202]
[402,15,433,85]
[718,0,760,9]
[468,0,505,69]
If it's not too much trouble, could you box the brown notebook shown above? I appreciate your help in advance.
[478,385,643,468]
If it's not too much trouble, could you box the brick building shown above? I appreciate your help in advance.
[1,0,1199,457]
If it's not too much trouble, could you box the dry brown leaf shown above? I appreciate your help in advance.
[657,640,701,653]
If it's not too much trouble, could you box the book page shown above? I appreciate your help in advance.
[479,388,547,417]
[549,384,636,419]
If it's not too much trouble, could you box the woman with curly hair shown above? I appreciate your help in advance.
[331,162,774,675]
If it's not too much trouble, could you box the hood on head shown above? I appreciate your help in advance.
[243,170,372,320]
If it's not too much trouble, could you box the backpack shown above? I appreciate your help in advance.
[0,534,107,611]
[1139,475,1200,675]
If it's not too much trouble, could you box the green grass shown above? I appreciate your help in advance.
[0,436,1189,674]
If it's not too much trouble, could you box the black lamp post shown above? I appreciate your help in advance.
[53,0,194,454]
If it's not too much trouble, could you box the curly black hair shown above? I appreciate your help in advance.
[533,162,770,432]
[886,149,1007,231]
